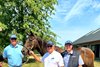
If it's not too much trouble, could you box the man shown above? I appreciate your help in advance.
[61,40,84,67]
[3,34,23,67]
[30,41,64,67]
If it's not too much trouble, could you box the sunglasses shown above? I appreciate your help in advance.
[65,44,72,47]
[46,45,53,48]
[10,38,17,40]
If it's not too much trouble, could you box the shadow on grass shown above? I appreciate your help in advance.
[23,58,37,64]
[27,58,36,63]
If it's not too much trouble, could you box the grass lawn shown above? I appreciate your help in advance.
[95,61,100,67]
[2,62,43,67]
[2,60,100,67]
[2,59,44,67]
[94,59,100,67]
[22,61,43,67]
[2,56,100,67]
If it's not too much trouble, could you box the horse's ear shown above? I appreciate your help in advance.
[30,32,33,36]
[29,31,36,37]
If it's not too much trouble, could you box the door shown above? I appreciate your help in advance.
[95,45,100,58]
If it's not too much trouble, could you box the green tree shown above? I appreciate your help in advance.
[0,0,57,48]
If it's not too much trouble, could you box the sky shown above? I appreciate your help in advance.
[49,0,100,46]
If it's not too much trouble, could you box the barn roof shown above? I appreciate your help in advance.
[73,28,100,45]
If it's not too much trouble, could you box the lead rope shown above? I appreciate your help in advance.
[22,46,31,64]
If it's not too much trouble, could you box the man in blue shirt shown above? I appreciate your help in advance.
[3,34,23,67]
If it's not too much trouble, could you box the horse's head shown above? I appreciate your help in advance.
[21,34,64,56]
[21,35,38,56]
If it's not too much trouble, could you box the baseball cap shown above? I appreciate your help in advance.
[47,41,54,46]
[10,34,17,39]
[65,40,73,45]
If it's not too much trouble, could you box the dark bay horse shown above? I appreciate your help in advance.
[22,35,94,67]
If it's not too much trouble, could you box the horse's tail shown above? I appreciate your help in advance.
[79,47,95,67]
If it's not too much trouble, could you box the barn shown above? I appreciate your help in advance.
[73,28,100,58]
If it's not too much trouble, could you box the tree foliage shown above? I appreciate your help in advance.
[0,0,57,47]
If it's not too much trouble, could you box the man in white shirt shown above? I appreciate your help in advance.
[30,41,64,67]
[61,40,84,67]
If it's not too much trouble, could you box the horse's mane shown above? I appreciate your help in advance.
[33,37,47,56]
[28,35,64,56]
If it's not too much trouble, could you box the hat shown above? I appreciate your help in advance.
[47,41,54,46]
[10,34,17,39]
[65,40,73,45]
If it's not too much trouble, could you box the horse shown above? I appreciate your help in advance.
[22,34,63,56]
[22,34,94,67]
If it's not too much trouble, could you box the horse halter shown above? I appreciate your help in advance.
[25,36,36,51]
[23,45,30,52]
[22,37,35,54]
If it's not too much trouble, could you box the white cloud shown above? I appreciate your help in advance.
[94,15,100,25]
[56,0,71,15]
[51,0,100,24]
[63,0,92,23]
[50,0,100,45]
[92,0,100,10]
[50,0,72,23]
